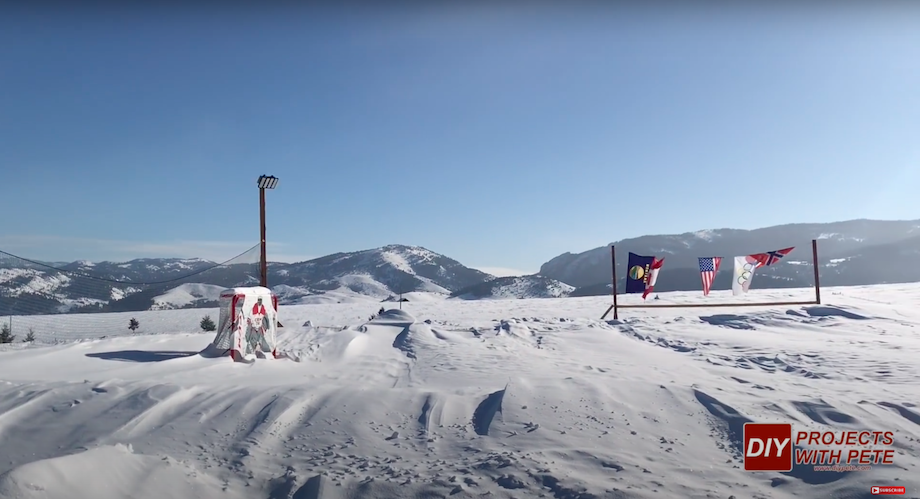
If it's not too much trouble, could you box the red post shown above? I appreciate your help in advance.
[812,239,821,304]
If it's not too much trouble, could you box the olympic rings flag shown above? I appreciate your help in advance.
[732,247,795,296]
[732,257,759,295]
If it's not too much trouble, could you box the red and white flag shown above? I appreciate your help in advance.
[732,246,795,296]
[749,247,794,268]
[641,257,664,299]
[697,257,722,296]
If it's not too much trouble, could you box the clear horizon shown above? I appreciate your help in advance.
[2,3,918,276]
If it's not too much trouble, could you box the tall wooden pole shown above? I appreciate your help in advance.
[812,239,821,304]
[260,187,268,288]
[600,246,621,320]
[611,245,619,320]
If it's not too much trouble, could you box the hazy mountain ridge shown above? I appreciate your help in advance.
[0,245,498,315]
[541,219,920,295]
[0,256,254,316]
[5,219,920,315]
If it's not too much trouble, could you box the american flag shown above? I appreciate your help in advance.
[749,247,795,268]
[698,257,722,296]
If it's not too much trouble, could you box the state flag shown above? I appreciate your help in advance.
[625,252,664,299]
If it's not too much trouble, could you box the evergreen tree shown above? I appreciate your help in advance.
[24,329,35,342]
[128,318,140,332]
[0,323,14,344]
[200,315,216,332]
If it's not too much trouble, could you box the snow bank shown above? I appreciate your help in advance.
[0,444,249,499]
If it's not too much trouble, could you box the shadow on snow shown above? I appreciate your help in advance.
[85,350,199,363]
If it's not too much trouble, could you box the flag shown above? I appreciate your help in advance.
[642,257,664,299]
[732,255,759,296]
[749,247,794,268]
[625,252,664,299]
[697,257,722,296]
[731,246,794,296]
[625,252,654,294]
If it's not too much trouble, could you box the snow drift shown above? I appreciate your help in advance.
[0,284,918,498]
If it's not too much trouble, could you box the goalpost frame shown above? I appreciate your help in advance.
[600,239,822,320]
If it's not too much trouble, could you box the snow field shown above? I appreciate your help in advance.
[0,284,917,498]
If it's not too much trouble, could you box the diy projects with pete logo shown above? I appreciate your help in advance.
[742,423,906,495]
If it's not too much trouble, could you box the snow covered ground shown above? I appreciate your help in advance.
[0,284,918,498]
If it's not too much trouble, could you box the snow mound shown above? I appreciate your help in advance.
[373,308,416,323]
[391,323,446,360]
[0,444,249,499]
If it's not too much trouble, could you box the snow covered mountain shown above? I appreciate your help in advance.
[540,218,920,294]
[0,257,220,315]
[0,245,493,315]
[6,219,920,316]
[274,244,489,297]
[450,275,575,300]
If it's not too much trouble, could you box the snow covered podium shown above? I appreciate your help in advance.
[205,286,280,363]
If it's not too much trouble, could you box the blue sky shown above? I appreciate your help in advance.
[1,3,918,276]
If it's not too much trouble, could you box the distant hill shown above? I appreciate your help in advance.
[537,219,920,296]
[5,218,920,314]
[0,245,493,315]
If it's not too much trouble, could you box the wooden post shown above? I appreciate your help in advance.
[256,176,283,327]
[259,187,268,288]
[611,245,619,320]
[812,238,821,304]
[601,245,620,320]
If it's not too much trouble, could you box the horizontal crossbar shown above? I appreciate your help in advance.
[616,300,818,309]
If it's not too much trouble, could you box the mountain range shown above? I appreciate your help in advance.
[2,218,920,315]
[542,218,920,294]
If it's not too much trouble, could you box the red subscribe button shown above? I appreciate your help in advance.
[872,486,906,495]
